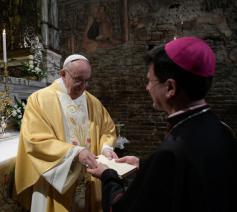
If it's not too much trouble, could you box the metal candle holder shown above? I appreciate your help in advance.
[3,62,9,94]
[0,62,10,136]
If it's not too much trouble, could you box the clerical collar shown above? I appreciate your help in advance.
[167,104,210,132]
[168,103,208,119]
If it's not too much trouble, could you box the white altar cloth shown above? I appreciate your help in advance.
[0,132,19,165]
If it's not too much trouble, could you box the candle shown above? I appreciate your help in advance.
[2,29,7,63]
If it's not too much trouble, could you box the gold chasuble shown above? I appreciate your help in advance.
[15,79,116,212]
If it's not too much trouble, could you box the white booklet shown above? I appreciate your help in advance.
[96,155,137,177]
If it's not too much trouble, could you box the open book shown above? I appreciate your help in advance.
[96,155,137,177]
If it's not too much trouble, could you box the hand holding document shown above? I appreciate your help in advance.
[96,155,137,177]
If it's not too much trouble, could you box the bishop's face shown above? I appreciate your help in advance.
[146,64,167,111]
[62,60,92,99]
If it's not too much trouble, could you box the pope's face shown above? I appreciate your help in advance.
[62,60,92,99]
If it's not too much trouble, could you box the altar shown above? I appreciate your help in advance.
[0,132,22,211]
[0,132,19,165]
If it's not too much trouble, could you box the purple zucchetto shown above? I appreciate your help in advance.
[164,36,216,77]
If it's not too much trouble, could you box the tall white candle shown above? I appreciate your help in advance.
[2,29,7,63]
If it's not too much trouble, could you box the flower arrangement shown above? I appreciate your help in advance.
[10,96,26,129]
[22,33,45,81]
[0,95,26,133]
[21,60,45,80]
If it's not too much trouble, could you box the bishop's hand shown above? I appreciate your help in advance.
[87,163,109,178]
[115,156,140,168]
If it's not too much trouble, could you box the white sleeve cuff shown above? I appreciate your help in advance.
[101,144,114,153]
[42,146,82,194]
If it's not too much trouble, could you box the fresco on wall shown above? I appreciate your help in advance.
[81,0,125,53]
[126,0,232,43]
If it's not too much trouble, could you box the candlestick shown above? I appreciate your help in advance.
[2,29,7,63]
[3,63,9,95]
[4,62,8,77]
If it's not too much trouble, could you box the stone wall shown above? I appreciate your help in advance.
[59,0,237,157]
[43,49,61,83]
[0,76,46,100]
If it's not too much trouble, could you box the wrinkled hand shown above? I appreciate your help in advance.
[78,148,97,169]
[87,163,109,178]
[115,156,140,168]
[102,148,118,160]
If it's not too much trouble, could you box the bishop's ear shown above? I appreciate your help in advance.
[165,78,177,99]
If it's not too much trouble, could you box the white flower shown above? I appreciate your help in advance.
[18,115,22,119]
[35,67,41,72]
[17,108,21,113]
[1,122,6,129]
[12,110,17,117]
[29,64,34,69]
[28,55,34,60]
[29,60,34,65]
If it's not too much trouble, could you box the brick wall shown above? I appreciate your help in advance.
[59,0,237,158]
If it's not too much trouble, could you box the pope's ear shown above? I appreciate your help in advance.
[60,69,66,77]
[165,78,177,98]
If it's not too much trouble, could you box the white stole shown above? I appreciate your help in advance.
[57,79,90,149]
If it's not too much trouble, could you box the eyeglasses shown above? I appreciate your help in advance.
[66,70,90,85]
[145,79,159,86]
[145,79,160,90]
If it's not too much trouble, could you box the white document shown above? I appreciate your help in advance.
[96,155,137,177]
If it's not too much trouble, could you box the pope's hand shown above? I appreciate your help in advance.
[87,163,109,178]
[102,148,118,160]
[78,148,97,169]
[115,156,140,168]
